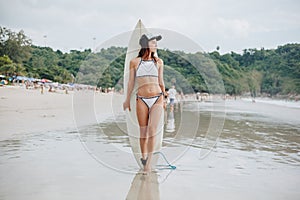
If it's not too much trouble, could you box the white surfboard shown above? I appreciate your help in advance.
[124,20,164,169]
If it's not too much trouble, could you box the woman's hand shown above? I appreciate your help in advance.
[123,99,131,111]
[163,93,168,110]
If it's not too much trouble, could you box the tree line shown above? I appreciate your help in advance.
[0,26,299,96]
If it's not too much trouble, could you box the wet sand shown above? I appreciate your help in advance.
[0,87,300,199]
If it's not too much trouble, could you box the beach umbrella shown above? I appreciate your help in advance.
[50,82,59,86]
[27,77,37,82]
[0,80,8,85]
[41,78,52,83]
[16,76,28,81]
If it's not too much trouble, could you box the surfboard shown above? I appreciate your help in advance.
[123,20,164,169]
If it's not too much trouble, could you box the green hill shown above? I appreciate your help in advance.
[1,26,299,96]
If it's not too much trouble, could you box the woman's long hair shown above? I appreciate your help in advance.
[137,48,157,63]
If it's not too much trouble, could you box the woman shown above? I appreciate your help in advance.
[123,33,166,172]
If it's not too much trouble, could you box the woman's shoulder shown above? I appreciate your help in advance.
[155,56,163,65]
[130,57,141,64]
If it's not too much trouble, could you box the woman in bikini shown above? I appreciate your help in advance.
[123,33,166,172]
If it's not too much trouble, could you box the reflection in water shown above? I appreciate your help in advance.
[165,109,175,133]
[77,101,300,169]
[0,139,23,160]
[126,172,160,200]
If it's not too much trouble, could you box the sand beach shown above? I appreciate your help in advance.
[0,86,123,140]
[0,86,300,200]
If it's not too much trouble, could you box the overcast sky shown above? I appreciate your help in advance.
[1,0,299,54]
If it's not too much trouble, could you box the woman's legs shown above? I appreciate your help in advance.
[136,95,163,172]
[136,98,149,161]
[146,96,163,169]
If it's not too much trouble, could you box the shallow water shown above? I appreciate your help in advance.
[0,100,300,199]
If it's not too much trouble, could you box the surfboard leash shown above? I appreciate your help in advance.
[154,151,176,170]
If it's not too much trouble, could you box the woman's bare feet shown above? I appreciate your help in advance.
[140,157,148,166]
[144,163,151,173]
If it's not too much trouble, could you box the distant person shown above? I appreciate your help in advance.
[168,85,177,109]
[196,92,200,101]
[40,84,44,94]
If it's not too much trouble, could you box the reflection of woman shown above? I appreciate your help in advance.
[126,172,160,200]
[123,33,166,172]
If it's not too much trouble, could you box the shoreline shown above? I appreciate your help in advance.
[1,85,299,141]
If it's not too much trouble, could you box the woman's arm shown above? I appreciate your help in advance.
[158,59,166,95]
[123,59,136,111]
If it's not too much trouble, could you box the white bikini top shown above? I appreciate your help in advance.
[136,58,158,78]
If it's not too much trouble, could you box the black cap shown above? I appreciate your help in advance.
[139,33,162,48]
